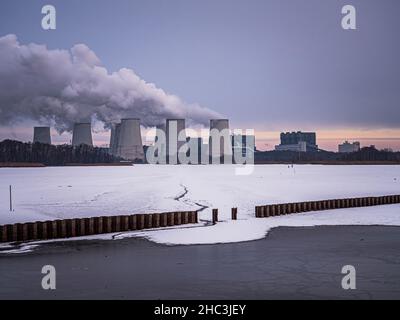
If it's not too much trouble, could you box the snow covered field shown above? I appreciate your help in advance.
[0,165,399,245]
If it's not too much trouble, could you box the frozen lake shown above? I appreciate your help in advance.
[1,165,400,245]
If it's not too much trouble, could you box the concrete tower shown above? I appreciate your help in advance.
[33,127,51,145]
[209,119,232,163]
[72,123,93,147]
[116,118,144,161]
[109,123,121,155]
[166,119,186,164]
[154,123,167,162]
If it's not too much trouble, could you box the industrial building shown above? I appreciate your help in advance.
[209,119,232,163]
[338,141,360,153]
[33,127,51,145]
[109,123,121,156]
[275,131,318,152]
[112,118,144,162]
[72,123,93,147]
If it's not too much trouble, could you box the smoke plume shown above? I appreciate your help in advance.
[0,34,221,133]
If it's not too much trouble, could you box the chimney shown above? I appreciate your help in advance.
[209,119,231,163]
[72,123,93,147]
[116,118,144,161]
[109,123,121,155]
[33,127,51,144]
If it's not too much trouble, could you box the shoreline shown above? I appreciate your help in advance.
[2,162,400,168]
[1,222,400,253]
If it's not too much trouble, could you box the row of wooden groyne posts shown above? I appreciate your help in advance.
[1,195,399,243]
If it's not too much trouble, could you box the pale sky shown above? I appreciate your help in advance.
[0,0,399,151]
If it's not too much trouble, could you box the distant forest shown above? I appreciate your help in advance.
[1,139,399,166]
[0,140,120,166]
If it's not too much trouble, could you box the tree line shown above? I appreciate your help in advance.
[0,140,121,166]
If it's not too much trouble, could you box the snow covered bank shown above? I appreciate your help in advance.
[133,204,400,245]
[0,165,399,246]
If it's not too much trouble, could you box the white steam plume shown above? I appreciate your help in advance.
[0,34,221,133]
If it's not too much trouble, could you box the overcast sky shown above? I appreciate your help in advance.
[0,0,399,150]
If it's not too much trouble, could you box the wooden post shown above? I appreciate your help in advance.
[166,213,174,226]
[9,185,13,212]
[231,208,237,220]
[21,223,29,241]
[264,204,272,217]
[137,214,145,229]
[11,224,18,242]
[182,212,189,224]
[120,216,129,231]
[95,217,103,234]
[58,220,67,239]
[16,223,23,241]
[129,215,137,230]
[1,225,7,242]
[28,222,37,240]
[160,213,168,227]
[212,209,218,224]
[50,221,57,239]
[175,212,182,225]
[260,206,265,218]
[69,219,77,237]
[187,212,193,223]
[0,225,7,242]
[153,213,161,228]
[89,218,95,235]
[78,218,85,236]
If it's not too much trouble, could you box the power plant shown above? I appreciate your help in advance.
[72,123,93,147]
[275,131,318,152]
[113,118,144,162]
[26,117,245,164]
[33,127,51,144]
[209,119,232,162]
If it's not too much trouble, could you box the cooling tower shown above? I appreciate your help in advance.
[33,127,51,144]
[116,118,144,161]
[166,119,186,164]
[209,119,232,163]
[109,123,121,155]
[72,123,93,147]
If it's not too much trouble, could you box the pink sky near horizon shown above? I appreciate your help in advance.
[1,126,400,152]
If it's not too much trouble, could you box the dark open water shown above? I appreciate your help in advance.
[0,225,400,300]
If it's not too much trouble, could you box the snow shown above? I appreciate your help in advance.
[0,165,399,246]
[135,204,400,245]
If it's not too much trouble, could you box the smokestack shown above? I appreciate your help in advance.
[33,127,51,144]
[116,118,144,161]
[109,123,121,155]
[166,119,186,164]
[72,123,93,147]
[209,119,232,163]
